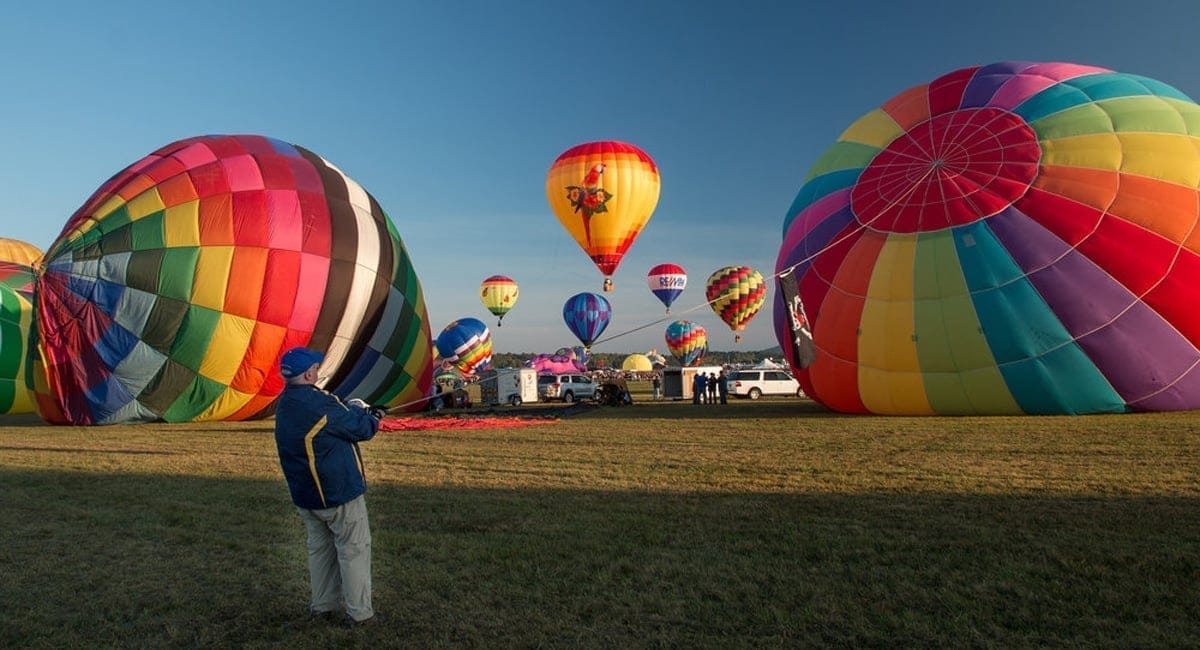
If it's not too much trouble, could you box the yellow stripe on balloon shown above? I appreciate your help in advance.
[191,246,232,311]
[837,108,905,149]
[95,195,128,220]
[1042,133,1200,186]
[126,187,166,221]
[858,233,932,415]
[163,200,202,247]
[193,387,256,422]
[1115,133,1200,185]
[401,322,433,386]
[199,311,255,385]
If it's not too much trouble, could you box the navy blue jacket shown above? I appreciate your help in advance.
[274,383,380,510]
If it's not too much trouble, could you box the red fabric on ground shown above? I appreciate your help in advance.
[378,416,555,431]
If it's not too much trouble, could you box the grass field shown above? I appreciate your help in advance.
[1,387,1198,647]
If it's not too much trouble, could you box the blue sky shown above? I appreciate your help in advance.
[3,0,1199,354]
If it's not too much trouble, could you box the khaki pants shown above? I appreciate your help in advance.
[297,494,373,622]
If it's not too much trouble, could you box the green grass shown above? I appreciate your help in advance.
[1,396,1198,648]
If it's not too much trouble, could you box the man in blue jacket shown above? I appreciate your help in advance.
[274,347,384,627]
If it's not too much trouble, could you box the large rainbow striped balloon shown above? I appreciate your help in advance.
[774,61,1200,415]
[35,135,433,424]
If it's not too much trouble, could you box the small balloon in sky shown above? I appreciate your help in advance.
[479,275,519,326]
[705,265,767,343]
[665,320,707,367]
[562,292,611,349]
[647,263,686,313]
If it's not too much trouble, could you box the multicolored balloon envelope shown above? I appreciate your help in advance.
[479,275,519,326]
[0,238,41,414]
[35,134,433,424]
[435,318,492,376]
[0,238,41,298]
[546,141,661,288]
[665,320,707,367]
[647,263,686,313]
[562,292,611,348]
[774,61,1200,415]
[706,266,766,341]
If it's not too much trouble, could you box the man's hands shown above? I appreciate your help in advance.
[348,398,387,420]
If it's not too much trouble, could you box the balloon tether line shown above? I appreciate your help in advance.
[591,165,936,347]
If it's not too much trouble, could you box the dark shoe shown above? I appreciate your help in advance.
[343,612,384,628]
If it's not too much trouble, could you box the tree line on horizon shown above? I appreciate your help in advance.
[488,346,786,371]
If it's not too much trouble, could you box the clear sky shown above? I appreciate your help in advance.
[3,0,1199,355]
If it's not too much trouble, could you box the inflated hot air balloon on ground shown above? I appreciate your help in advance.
[775,61,1200,415]
[436,318,492,376]
[0,239,40,297]
[479,275,518,326]
[706,266,766,343]
[34,134,433,424]
[647,263,686,313]
[562,292,611,348]
[665,320,707,366]
[621,353,653,372]
[0,239,41,414]
[546,141,661,291]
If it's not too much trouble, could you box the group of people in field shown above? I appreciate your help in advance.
[691,370,728,405]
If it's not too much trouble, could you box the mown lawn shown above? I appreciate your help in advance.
[1,398,1197,648]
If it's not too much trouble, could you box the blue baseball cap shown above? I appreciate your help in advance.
[280,347,324,378]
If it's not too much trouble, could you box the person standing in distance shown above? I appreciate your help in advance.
[274,347,385,627]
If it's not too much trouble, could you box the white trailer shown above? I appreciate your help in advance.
[662,365,724,401]
[479,367,539,406]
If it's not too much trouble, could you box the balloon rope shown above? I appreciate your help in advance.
[592,164,938,348]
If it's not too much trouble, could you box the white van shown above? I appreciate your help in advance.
[726,369,803,399]
[479,367,539,406]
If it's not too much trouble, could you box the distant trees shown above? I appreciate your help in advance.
[487,347,784,370]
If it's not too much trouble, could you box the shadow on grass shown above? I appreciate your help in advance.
[1,469,1196,648]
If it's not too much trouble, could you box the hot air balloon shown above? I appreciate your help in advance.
[0,238,40,298]
[546,141,661,291]
[479,275,519,326]
[706,266,767,343]
[775,61,1200,416]
[665,320,707,366]
[562,292,611,348]
[621,353,653,372]
[33,134,434,424]
[435,318,492,376]
[0,238,41,415]
[647,263,686,313]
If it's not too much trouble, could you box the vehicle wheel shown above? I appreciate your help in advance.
[510,395,522,407]
[563,391,575,403]
[748,388,762,400]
